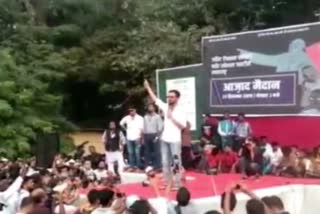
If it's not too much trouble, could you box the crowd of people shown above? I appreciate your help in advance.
[0,80,319,214]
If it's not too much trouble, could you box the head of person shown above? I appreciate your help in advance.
[203,127,211,136]
[203,114,210,123]
[211,147,220,156]
[271,142,280,152]
[129,199,152,214]
[246,199,265,214]
[22,176,36,192]
[167,90,180,106]
[31,188,48,205]
[97,160,106,170]
[259,136,268,145]
[223,111,230,120]
[99,189,115,208]
[147,103,156,113]
[176,187,191,207]
[309,89,320,109]
[221,191,237,212]
[314,146,320,158]
[84,160,92,170]
[19,196,34,213]
[39,169,51,186]
[288,39,306,53]
[89,146,96,154]
[109,121,116,130]
[238,112,245,122]
[262,196,285,213]
[128,107,137,117]
[87,189,100,207]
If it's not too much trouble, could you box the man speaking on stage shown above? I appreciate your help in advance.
[144,80,187,190]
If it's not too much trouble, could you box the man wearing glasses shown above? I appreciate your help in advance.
[144,80,187,190]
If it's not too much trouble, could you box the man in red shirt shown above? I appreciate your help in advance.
[219,145,238,173]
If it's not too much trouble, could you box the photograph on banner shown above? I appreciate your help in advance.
[202,22,320,115]
[166,77,197,130]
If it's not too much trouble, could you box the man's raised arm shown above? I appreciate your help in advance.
[144,79,166,110]
[144,79,157,102]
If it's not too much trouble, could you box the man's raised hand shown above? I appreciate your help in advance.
[144,79,150,89]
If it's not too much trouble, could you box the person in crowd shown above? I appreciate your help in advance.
[234,113,252,151]
[218,145,238,173]
[144,80,187,190]
[171,187,197,214]
[91,189,114,214]
[221,191,236,214]
[94,161,109,182]
[238,138,262,179]
[120,106,144,171]
[143,103,163,170]
[82,160,96,181]
[262,142,283,175]
[218,111,234,150]
[31,188,50,214]
[85,146,102,169]
[102,121,126,175]
[223,183,270,214]
[0,165,33,214]
[306,146,320,178]
[79,189,100,214]
[128,199,157,214]
[262,196,290,214]
[17,196,34,214]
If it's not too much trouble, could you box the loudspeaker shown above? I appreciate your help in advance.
[35,133,60,168]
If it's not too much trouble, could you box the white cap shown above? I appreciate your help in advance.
[145,166,153,174]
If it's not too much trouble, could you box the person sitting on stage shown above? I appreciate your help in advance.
[218,145,238,173]
[262,142,283,175]
[306,146,320,178]
[276,146,306,178]
[197,147,220,174]
[238,138,262,179]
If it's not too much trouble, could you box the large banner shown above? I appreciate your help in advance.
[202,22,320,116]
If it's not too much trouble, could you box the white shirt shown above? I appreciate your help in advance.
[91,207,113,214]
[263,145,283,166]
[156,98,187,143]
[120,114,144,141]
[94,169,108,181]
[0,176,24,214]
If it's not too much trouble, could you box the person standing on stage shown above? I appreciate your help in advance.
[144,80,187,189]
[120,107,144,171]
[218,111,234,150]
[144,103,163,170]
[102,121,126,174]
[234,113,252,151]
